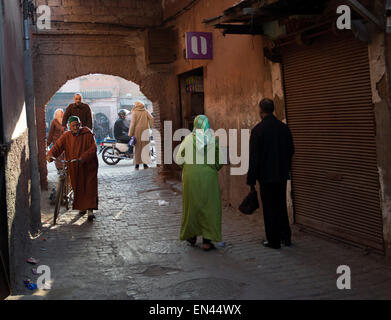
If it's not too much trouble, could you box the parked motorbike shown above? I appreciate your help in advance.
[99,135,156,166]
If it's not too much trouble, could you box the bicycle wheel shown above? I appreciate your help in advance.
[64,183,69,210]
[64,176,70,210]
[53,176,65,225]
[102,147,121,165]
[65,177,73,211]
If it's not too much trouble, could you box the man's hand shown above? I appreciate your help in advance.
[46,155,53,163]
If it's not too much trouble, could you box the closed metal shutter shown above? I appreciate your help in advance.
[282,34,384,252]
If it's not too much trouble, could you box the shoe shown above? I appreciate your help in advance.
[262,241,281,249]
[143,164,149,169]
[282,239,292,247]
[202,243,216,252]
[187,236,197,247]
[135,165,139,170]
[79,210,87,216]
[87,210,95,222]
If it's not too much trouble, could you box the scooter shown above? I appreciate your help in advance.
[99,137,133,165]
[99,136,156,166]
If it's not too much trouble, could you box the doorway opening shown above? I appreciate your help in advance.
[178,67,205,131]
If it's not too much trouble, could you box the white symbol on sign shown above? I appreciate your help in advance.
[37,265,52,290]
[336,5,351,30]
[191,36,208,55]
[37,5,51,30]
[336,265,351,290]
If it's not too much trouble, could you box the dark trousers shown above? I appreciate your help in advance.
[116,135,130,144]
[259,181,291,246]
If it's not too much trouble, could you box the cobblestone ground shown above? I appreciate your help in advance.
[9,157,391,300]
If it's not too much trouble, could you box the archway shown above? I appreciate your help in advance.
[32,31,181,189]
[40,72,161,189]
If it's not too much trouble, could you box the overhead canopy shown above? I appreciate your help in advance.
[203,0,381,36]
[203,0,327,35]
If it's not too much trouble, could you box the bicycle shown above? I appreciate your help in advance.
[49,157,79,225]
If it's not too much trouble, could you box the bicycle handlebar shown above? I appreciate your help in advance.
[49,156,79,163]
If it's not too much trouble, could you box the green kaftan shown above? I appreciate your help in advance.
[176,134,223,242]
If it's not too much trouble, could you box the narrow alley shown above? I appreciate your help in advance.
[10,160,391,300]
[2,0,391,304]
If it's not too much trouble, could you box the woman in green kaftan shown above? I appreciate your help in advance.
[176,115,223,251]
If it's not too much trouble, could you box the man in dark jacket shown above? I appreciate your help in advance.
[114,109,130,143]
[247,98,294,249]
[62,94,93,130]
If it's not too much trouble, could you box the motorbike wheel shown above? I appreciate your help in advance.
[102,147,121,165]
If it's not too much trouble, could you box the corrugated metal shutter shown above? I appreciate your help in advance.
[282,34,384,252]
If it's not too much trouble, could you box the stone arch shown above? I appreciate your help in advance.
[32,32,178,189]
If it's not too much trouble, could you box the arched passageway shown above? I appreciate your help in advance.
[32,31,180,189]
[45,73,153,143]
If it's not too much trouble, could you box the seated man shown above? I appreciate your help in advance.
[114,109,131,144]
[46,116,99,221]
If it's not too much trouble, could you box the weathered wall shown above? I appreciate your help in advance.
[263,41,295,223]
[32,29,174,188]
[162,0,194,21]
[164,0,272,207]
[365,0,391,258]
[34,0,162,27]
[0,0,32,293]
[375,31,391,259]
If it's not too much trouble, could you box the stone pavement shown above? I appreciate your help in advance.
[8,158,391,300]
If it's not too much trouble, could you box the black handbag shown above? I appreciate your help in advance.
[239,187,260,215]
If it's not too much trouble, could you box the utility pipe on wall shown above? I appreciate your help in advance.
[23,0,41,234]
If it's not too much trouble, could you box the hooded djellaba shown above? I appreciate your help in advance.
[128,101,154,170]
[47,116,99,220]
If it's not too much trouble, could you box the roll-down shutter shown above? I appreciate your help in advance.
[282,34,384,252]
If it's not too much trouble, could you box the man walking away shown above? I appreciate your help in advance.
[62,93,93,131]
[128,101,154,170]
[247,98,294,249]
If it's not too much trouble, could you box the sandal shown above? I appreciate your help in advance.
[202,243,216,252]
[187,237,197,247]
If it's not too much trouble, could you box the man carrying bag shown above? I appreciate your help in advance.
[245,99,295,249]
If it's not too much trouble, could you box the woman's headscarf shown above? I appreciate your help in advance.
[53,108,64,122]
[193,115,214,152]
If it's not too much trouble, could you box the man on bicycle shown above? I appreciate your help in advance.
[46,116,99,221]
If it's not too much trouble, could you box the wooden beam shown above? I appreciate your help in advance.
[344,0,384,30]
[215,23,263,35]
